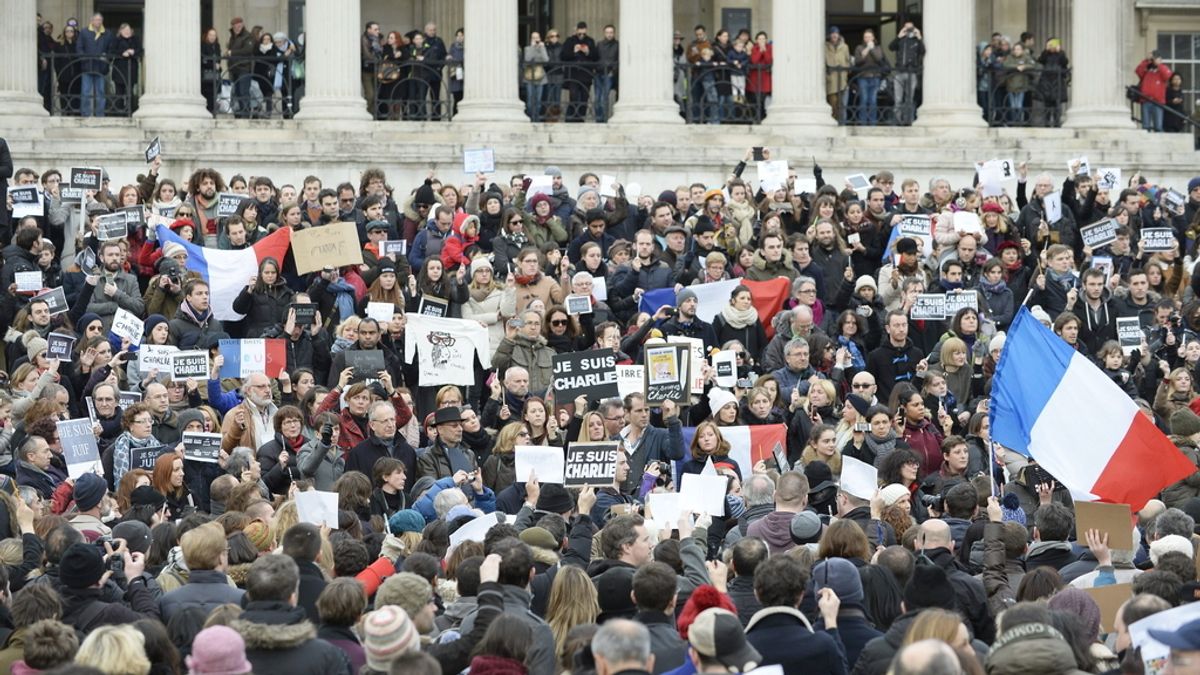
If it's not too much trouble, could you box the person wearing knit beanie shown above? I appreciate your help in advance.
[163,241,187,261]
[1150,534,1194,565]
[879,483,910,508]
[388,509,425,535]
[243,520,274,553]
[361,606,421,671]
[58,543,107,589]
[676,584,738,639]
[676,286,698,306]
[1171,408,1200,438]
[903,563,958,611]
[811,557,866,606]
[1047,588,1103,643]
[186,626,253,675]
[22,330,47,363]
[73,472,108,512]
[376,572,433,626]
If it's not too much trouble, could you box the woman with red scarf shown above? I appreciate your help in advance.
[995,240,1035,306]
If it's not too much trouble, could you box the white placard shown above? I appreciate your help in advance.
[527,175,554,198]
[1129,600,1200,667]
[514,445,565,485]
[624,182,642,200]
[616,365,645,399]
[565,294,593,315]
[712,350,738,388]
[111,308,145,344]
[979,158,1016,186]
[953,211,982,235]
[365,302,395,325]
[592,276,607,302]
[1043,192,1063,223]
[1068,156,1090,176]
[845,173,871,195]
[449,512,501,548]
[137,344,178,378]
[599,175,618,198]
[1097,167,1123,191]
[757,160,789,193]
[462,147,495,174]
[679,473,727,516]
[14,271,42,293]
[647,492,683,525]
[9,187,43,218]
[295,490,340,528]
[839,455,879,500]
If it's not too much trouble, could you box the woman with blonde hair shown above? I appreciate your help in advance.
[1156,366,1198,420]
[482,421,530,493]
[76,624,151,675]
[902,608,982,673]
[331,315,362,355]
[545,565,599,661]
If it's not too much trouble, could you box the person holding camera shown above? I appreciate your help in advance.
[58,538,159,633]
[1136,50,1174,132]
[888,21,924,125]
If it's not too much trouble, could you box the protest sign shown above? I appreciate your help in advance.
[527,175,554,198]
[565,294,593,315]
[216,192,243,217]
[344,349,386,382]
[845,173,871,195]
[169,351,209,381]
[1044,192,1063,223]
[646,492,683,525]
[564,442,620,487]
[592,276,607,301]
[667,336,707,395]
[679,473,727,516]
[514,445,565,484]
[111,308,144,344]
[712,350,738,388]
[644,344,689,406]
[624,182,642,200]
[418,295,450,317]
[462,147,495,174]
[380,240,407,257]
[182,432,223,463]
[450,512,500,547]
[291,222,365,273]
[59,418,102,479]
[943,290,979,317]
[1067,156,1090,176]
[290,303,317,326]
[118,205,145,229]
[1130,599,1200,673]
[1084,584,1133,634]
[33,288,67,315]
[217,339,287,378]
[1117,317,1143,355]
[47,333,76,362]
[60,185,84,204]
[70,167,102,190]
[910,294,946,320]
[599,175,618,198]
[1142,228,1176,253]
[137,345,178,379]
[365,302,396,325]
[757,160,789,192]
[145,136,161,163]
[978,158,1015,186]
[552,348,618,403]
[1097,167,1123,191]
[896,214,933,256]
[840,456,878,500]
[296,490,340,528]
[9,187,42,218]
[1092,256,1114,283]
[1080,218,1119,249]
[118,390,143,408]
[616,365,644,399]
[95,213,128,241]
[14,271,42,293]
[1161,188,1187,216]
[76,247,99,274]
[130,444,169,471]
[1075,501,1134,550]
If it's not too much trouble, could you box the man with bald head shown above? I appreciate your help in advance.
[916,519,992,642]
[889,639,962,675]
[220,372,279,451]
[762,306,819,371]
[482,365,531,430]
[145,381,183,446]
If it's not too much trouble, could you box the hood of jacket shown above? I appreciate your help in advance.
[746,510,797,550]
[752,249,794,271]
[771,310,795,340]
[232,601,318,651]
[986,622,1086,675]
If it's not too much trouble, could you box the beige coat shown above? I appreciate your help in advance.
[825,40,850,95]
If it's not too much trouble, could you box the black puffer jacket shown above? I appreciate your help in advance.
[233,280,296,339]
[231,601,352,675]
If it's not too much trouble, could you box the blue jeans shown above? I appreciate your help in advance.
[1143,102,1164,132]
[233,75,254,118]
[1006,91,1026,123]
[857,76,880,124]
[525,82,544,121]
[542,82,562,119]
[593,74,612,122]
[80,73,106,117]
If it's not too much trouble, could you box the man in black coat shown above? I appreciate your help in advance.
[914,519,993,644]
[281,523,327,625]
[559,22,599,122]
[325,318,402,388]
[865,310,927,402]
[345,400,418,480]
[0,137,12,245]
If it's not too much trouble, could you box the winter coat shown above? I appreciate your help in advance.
[826,40,851,94]
[296,437,345,491]
[86,272,144,330]
[745,606,848,675]
[745,510,797,555]
[851,610,919,675]
[345,434,418,483]
[744,250,799,282]
[77,25,113,75]
[61,582,159,634]
[159,569,245,624]
[1137,58,1173,105]
[748,44,773,94]
[1002,52,1037,93]
[1163,438,1200,508]
[616,420,684,495]
[416,443,481,482]
[499,274,565,317]
[985,622,1090,675]
[457,585,556,675]
[232,281,295,339]
[634,610,687,674]
[482,452,517,494]
[610,258,674,296]
[409,220,449,271]
[168,302,224,350]
[231,601,352,675]
[462,286,505,356]
[865,339,926,402]
[493,334,556,396]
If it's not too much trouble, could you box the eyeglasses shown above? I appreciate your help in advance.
[133,418,153,425]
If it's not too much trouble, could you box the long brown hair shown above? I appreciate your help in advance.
[151,453,185,499]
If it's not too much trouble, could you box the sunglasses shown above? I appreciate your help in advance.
[551,319,569,327]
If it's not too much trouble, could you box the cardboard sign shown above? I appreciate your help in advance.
[70,167,102,190]
[1141,228,1176,253]
[380,240,407,257]
[564,442,620,487]
[1081,219,1119,249]
[95,213,128,241]
[291,303,317,326]
[118,390,143,408]
[111,308,145,344]
[137,344,178,379]
[462,147,495,174]
[144,136,161,163]
[514,445,565,484]
[1096,167,1123,191]
[47,333,76,362]
[552,348,619,403]
[910,294,946,320]
[182,432,222,463]
[1043,192,1063,223]
[712,351,738,388]
[291,222,365,274]
[59,418,102,479]
[1074,501,1134,550]
[216,192,243,218]
[757,160,789,192]
[839,455,878,500]
[418,295,449,317]
[679,472,727,516]
[616,365,644,399]
[9,187,42,218]
[365,302,396,325]
[565,294,593,315]
[33,288,67,315]
[1084,583,1133,634]
[60,185,84,204]
[344,349,386,382]
[943,290,979,317]
[1117,317,1143,355]
[296,490,340,528]
[169,350,209,382]
[644,344,689,406]
[130,444,170,471]
[14,271,42,293]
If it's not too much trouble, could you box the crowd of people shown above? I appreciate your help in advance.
[4,126,1200,675]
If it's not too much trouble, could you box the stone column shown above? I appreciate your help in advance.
[1063,0,1129,129]
[767,0,834,127]
[455,0,526,122]
[134,0,209,120]
[0,0,48,117]
[294,0,371,121]
[913,0,986,128]
[609,0,679,125]
[1027,0,1072,51]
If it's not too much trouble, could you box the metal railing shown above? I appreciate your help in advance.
[825,65,921,126]
[39,52,139,117]
[670,61,770,124]
[370,59,455,121]
[977,65,1070,127]
[202,54,301,119]
[517,59,620,123]
[1126,85,1200,149]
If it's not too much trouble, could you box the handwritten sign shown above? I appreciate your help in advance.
[757,160,789,193]
[14,271,42,293]
[111,308,144,344]
[616,365,644,399]
[291,222,364,274]
[1043,192,1062,223]
[462,147,495,174]
[137,344,178,379]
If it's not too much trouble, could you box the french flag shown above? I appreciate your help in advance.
[639,278,792,338]
[991,307,1195,510]
[678,424,788,475]
[155,225,292,321]
[218,339,288,378]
